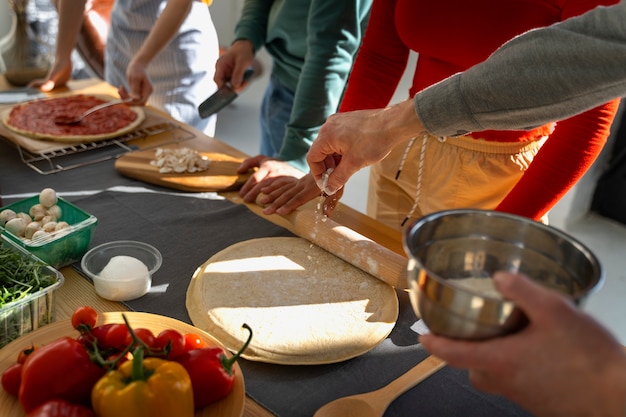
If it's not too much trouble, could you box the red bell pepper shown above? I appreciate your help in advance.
[174,324,252,408]
[19,336,106,413]
[26,399,95,417]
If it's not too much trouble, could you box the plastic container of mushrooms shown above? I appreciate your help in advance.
[0,188,97,268]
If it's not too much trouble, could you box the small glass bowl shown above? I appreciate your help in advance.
[80,240,162,301]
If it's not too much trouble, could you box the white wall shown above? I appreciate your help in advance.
[0,0,12,42]
[0,0,10,39]
[210,0,244,46]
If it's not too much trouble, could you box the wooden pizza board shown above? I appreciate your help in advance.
[115,142,252,192]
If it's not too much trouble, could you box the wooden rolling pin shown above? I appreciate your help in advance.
[248,200,409,289]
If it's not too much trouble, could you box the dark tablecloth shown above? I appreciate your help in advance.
[0,138,533,417]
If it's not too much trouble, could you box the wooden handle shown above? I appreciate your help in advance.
[287,207,409,289]
[380,355,446,396]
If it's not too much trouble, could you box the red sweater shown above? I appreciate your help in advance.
[340,0,620,221]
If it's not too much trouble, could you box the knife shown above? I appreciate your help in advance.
[0,87,44,104]
[198,67,255,119]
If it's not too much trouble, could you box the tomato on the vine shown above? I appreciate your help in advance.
[154,329,185,358]
[103,324,130,350]
[127,328,155,348]
[183,333,207,352]
[77,323,113,348]
[71,306,97,330]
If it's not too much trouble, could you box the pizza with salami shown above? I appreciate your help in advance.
[1,94,145,143]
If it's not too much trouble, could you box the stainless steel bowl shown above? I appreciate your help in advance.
[403,209,603,340]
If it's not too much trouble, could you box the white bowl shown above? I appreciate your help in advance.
[80,240,162,301]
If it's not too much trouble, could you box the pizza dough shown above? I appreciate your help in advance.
[1,94,145,143]
[187,237,399,365]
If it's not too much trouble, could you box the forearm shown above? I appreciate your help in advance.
[279,0,371,167]
[133,0,192,66]
[55,0,87,61]
[234,0,273,52]
[414,2,626,137]
[495,99,620,220]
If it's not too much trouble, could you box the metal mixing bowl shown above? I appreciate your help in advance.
[403,209,603,340]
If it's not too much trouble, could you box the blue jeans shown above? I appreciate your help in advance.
[260,74,295,157]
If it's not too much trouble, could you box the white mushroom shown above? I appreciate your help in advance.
[55,221,69,231]
[31,230,50,242]
[42,221,58,233]
[29,204,47,221]
[0,209,16,226]
[46,205,62,220]
[5,217,27,236]
[39,188,58,208]
[24,222,42,239]
[15,212,32,225]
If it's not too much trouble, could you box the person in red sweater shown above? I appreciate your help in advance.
[258,0,620,230]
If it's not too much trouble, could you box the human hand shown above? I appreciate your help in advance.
[237,155,306,205]
[122,59,153,105]
[254,173,343,216]
[214,40,255,90]
[28,58,72,92]
[308,99,421,195]
[420,271,626,417]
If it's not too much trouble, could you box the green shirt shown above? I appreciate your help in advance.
[235,0,371,171]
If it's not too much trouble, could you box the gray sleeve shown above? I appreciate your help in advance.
[414,2,626,137]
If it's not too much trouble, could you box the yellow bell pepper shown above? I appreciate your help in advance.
[91,349,194,417]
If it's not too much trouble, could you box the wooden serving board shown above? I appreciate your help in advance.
[0,312,245,417]
[115,144,251,192]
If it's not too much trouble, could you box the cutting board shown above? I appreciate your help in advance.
[115,144,251,192]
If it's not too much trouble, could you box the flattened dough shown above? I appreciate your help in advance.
[187,237,398,365]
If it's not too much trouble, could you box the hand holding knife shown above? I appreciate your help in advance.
[198,67,255,119]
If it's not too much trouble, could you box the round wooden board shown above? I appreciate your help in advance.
[0,312,245,417]
[0,95,145,143]
[187,237,399,365]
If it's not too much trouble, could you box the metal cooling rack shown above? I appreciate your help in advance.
[10,121,196,175]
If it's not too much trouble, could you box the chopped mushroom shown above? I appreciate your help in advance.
[150,147,212,174]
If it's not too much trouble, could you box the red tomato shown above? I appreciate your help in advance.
[77,323,114,349]
[127,328,155,348]
[153,329,185,358]
[1,362,23,397]
[183,333,207,352]
[103,324,130,351]
[71,306,97,330]
[105,352,129,368]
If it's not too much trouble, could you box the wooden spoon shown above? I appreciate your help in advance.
[54,97,133,125]
[313,355,446,417]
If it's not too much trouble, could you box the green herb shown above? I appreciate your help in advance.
[0,246,55,308]
[0,244,58,347]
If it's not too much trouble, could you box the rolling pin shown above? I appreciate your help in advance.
[251,200,409,289]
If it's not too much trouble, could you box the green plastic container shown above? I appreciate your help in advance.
[0,235,65,348]
[0,195,97,268]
